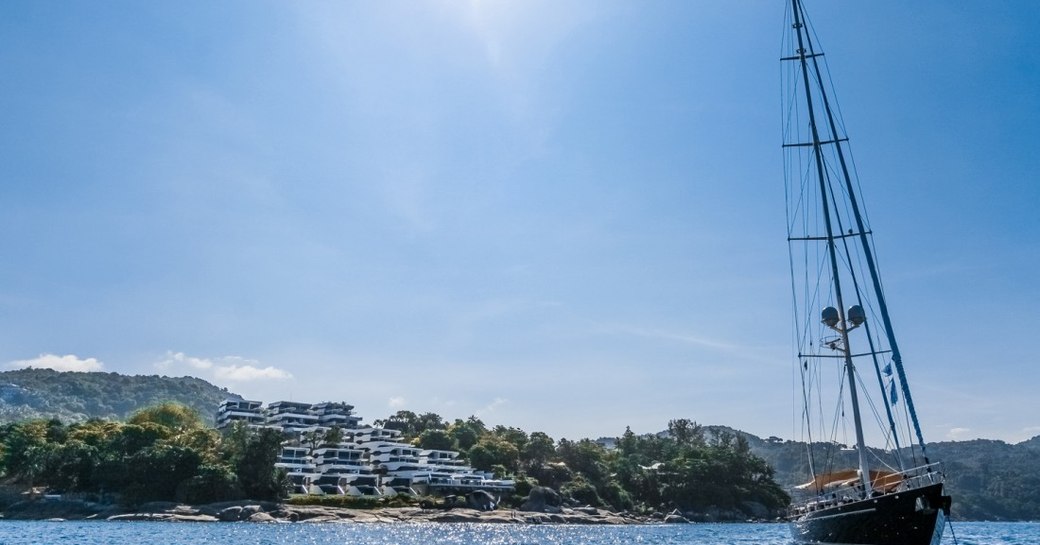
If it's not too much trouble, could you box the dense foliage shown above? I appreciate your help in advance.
[373,411,789,517]
[0,404,788,517]
[928,438,1040,521]
[0,369,238,426]
[0,403,286,507]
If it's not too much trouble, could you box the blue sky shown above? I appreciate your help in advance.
[2,1,1038,445]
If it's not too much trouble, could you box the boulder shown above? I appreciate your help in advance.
[218,506,243,522]
[519,486,562,513]
[299,515,342,523]
[136,501,180,513]
[2,499,101,520]
[169,514,218,522]
[201,500,280,512]
[282,505,342,521]
[467,490,498,511]
[523,513,552,524]
[426,511,482,523]
[476,514,515,524]
[107,513,157,521]
[246,512,277,523]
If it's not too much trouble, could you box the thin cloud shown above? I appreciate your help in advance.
[607,324,784,367]
[431,396,458,408]
[213,364,293,382]
[947,427,972,440]
[388,396,407,408]
[8,353,104,372]
[156,352,292,382]
[155,351,213,370]
[475,397,507,417]
[618,325,740,351]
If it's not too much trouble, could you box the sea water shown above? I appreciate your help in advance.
[0,521,1033,545]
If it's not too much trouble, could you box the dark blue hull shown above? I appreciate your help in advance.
[791,483,951,545]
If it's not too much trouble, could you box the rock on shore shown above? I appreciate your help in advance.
[2,499,646,525]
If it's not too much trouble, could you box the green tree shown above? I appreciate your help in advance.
[43,440,100,491]
[122,444,202,505]
[177,463,240,504]
[561,473,604,506]
[111,423,169,456]
[374,411,448,440]
[67,419,122,447]
[522,431,555,470]
[492,425,528,452]
[466,416,487,435]
[668,418,704,447]
[417,429,455,451]
[376,410,419,437]
[447,420,481,451]
[1,420,52,483]
[222,425,287,501]
[416,412,446,433]
[468,437,520,472]
[557,439,608,483]
[301,428,327,454]
[128,402,204,434]
[324,425,345,446]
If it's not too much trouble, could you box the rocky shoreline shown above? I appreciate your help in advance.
[1,499,665,525]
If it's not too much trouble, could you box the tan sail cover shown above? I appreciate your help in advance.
[796,469,904,493]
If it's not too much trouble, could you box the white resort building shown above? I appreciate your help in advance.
[215,399,514,498]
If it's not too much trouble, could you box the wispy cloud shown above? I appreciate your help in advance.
[8,353,104,372]
[475,397,507,417]
[155,351,292,383]
[213,364,292,381]
[431,396,458,408]
[156,351,213,370]
[947,427,972,440]
[616,325,741,351]
[605,324,784,367]
[388,396,407,409]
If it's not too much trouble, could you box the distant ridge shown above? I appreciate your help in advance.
[692,425,1040,522]
[0,368,241,426]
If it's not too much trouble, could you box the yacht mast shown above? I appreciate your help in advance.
[793,1,930,464]
[789,0,872,496]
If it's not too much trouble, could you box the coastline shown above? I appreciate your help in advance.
[1,499,657,524]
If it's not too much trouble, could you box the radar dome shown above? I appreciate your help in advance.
[847,305,866,326]
[821,307,839,328]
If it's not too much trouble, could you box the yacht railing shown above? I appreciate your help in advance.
[900,461,946,490]
[789,462,945,516]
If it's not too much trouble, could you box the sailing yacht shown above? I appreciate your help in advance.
[780,1,952,543]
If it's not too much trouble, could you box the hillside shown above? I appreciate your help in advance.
[1,369,1035,520]
[0,368,240,425]
[710,426,1040,521]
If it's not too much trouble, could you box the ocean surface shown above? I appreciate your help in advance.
[0,521,1034,545]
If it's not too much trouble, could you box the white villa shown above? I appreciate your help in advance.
[215,399,514,498]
